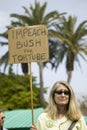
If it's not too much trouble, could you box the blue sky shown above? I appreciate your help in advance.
[0,0,87,100]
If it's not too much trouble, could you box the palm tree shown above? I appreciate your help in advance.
[49,16,87,83]
[0,1,63,107]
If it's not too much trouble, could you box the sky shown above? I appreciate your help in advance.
[0,0,87,101]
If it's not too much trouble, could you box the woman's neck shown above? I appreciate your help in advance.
[57,105,67,118]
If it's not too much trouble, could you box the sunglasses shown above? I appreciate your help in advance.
[1,116,5,119]
[54,90,70,95]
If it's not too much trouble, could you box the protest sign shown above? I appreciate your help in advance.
[8,25,49,64]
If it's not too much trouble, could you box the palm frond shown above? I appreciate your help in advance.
[0,52,8,72]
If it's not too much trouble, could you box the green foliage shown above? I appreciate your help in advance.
[0,72,41,110]
[79,96,87,109]
[78,96,87,115]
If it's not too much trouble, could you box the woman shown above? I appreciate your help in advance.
[31,81,87,130]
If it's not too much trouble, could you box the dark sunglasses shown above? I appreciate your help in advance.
[1,116,5,119]
[54,90,70,95]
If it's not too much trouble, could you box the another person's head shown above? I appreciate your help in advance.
[45,81,82,120]
[0,110,5,127]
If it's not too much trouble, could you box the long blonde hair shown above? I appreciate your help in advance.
[45,81,82,121]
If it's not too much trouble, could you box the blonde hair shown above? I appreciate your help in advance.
[45,81,82,121]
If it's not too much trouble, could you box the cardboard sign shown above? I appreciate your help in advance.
[8,25,49,64]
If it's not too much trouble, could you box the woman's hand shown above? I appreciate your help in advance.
[30,125,37,130]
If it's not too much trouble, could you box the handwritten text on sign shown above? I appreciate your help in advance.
[8,25,49,64]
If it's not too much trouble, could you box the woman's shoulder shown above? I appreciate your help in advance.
[75,116,87,129]
[39,112,47,118]
[78,116,86,122]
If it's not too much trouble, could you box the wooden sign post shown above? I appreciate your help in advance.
[8,25,49,124]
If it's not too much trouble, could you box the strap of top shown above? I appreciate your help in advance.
[68,121,77,130]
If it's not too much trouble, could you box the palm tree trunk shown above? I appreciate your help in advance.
[67,71,72,83]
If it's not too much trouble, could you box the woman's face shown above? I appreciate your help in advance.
[0,112,5,126]
[54,84,70,106]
